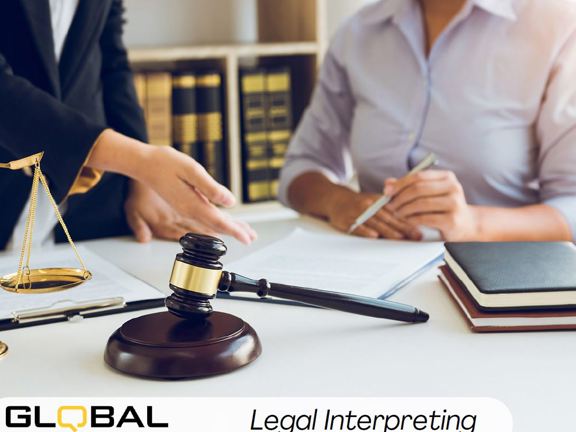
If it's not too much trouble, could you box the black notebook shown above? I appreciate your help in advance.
[444,242,576,311]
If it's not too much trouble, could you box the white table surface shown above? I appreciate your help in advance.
[1,215,573,431]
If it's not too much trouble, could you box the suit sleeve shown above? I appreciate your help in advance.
[99,0,148,142]
[0,53,107,203]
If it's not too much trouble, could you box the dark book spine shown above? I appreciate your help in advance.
[197,72,227,186]
[172,73,201,160]
[265,67,293,199]
[240,69,270,203]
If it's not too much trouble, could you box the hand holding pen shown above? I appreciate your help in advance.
[348,153,438,234]
[384,161,480,242]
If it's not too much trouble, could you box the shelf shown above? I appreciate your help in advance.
[129,42,319,63]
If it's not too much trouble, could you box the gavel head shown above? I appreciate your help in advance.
[166,233,227,321]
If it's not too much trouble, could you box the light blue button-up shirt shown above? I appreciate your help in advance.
[279,0,576,237]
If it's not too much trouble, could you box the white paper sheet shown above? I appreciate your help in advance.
[227,229,444,298]
[0,247,164,321]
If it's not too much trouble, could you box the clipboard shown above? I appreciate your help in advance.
[0,248,166,332]
[0,297,165,331]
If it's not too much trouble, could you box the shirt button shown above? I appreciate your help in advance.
[408,132,416,142]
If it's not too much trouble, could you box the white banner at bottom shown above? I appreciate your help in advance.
[0,397,512,432]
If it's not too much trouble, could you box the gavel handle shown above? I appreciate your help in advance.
[218,272,429,323]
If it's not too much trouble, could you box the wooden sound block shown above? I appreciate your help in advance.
[104,311,261,379]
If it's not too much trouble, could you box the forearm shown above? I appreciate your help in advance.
[85,129,151,182]
[473,204,572,241]
[287,172,356,219]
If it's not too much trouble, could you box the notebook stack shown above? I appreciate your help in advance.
[440,242,576,332]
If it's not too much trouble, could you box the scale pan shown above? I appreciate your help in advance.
[0,268,92,293]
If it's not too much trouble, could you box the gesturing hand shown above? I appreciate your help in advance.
[136,146,257,244]
[125,181,257,244]
[385,170,480,241]
[86,131,257,244]
[327,188,422,240]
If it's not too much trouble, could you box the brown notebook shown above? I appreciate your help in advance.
[439,265,576,333]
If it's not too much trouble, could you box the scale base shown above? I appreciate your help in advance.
[104,311,261,379]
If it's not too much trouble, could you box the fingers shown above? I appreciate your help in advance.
[176,218,257,244]
[387,170,455,199]
[126,210,153,243]
[383,178,397,195]
[128,173,257,244]
[180,158,236,208]
[176,218,218,238]
[375,208,422,240]
[152,224,188,241]
[212,213,255,245]
[161,181,256,244]
[406,213,447,237]
[394,195,457,218]
[349,210,421,240]
[234,220,258,242]
[364,217,404,240]
[350,224,379,239]
[153,174,244,242]
[388,179,452,210]
[183,193,255,244]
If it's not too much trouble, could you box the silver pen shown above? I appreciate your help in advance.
[347,153,438,234]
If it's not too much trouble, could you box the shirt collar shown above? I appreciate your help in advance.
[367,0,407,24]
[473,0,517,21]
[367,0,517,24]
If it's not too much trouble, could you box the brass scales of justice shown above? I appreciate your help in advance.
[0,152,92,294]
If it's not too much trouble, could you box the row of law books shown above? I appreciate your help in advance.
[133,70,227,186]
[132,66,295,203]
[239,67,293,203]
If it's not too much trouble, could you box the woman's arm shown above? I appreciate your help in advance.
[289,172,421,240]
[86,130,256,244]
[386,171,572,241]
[0,6,255,245]
[472,205,571,241]
[279,29,418,240]
[0,51,105,202]
[97,0,246,242]
[387,16,576,242]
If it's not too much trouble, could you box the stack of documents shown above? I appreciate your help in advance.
[227,229,444,300]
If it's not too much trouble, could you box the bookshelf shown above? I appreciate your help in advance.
[127,0,329,213]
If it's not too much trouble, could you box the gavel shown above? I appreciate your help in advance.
[105,233,429,380]
[166,233,429,323]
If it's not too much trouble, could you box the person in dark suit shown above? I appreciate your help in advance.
[0,0,256,250]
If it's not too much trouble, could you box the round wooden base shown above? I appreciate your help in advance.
[104,311,261,379]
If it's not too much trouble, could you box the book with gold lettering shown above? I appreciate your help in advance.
[133,72,147,113]
[264,67,293,199]
[172,72,200,160]
[197,71,227,186]
[240,68,270,202]
[146,72,172,146]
